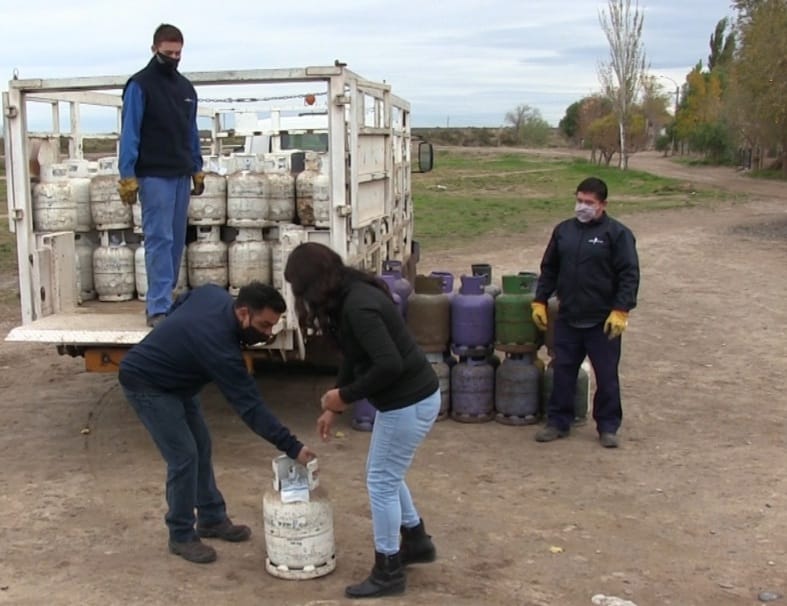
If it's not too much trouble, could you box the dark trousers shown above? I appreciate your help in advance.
[122,387,227,542]
[547,317,623,434]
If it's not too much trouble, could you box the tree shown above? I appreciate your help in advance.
[731,0,787,172]
[578,95,615,162]
[708,17,736,72]
[598,0,647,170]
[559,101,582,142]
[503,104,551,146]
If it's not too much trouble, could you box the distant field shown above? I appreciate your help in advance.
[411,147,727,249]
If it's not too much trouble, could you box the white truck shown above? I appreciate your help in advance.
[3,64,433,370]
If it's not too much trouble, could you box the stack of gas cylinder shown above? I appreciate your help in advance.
[31,150,330,305]
[349,264,591,432]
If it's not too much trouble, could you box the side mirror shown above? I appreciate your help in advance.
[415,141,434,173]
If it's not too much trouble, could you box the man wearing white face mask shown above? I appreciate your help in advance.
[531,177,639,448]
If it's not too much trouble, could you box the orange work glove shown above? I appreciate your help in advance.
[117,177,139,206]
[531,301,548,331]
[603,310,629,339]
[191,171,206,196]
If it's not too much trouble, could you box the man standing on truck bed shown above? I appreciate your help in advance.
[118,282,316,564]
[118,23,205,327]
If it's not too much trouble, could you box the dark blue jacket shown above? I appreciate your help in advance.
[535,212,639,326]
[119,57,202,178]
[118,285,303,459]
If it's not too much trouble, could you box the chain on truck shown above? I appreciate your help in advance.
[3,64,434,371]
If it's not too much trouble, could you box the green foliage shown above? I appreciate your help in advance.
[688,122,735,163]
[559,101,581,141]
[655,134,672,152]
[708,18,736,71]
[504,105,552,146]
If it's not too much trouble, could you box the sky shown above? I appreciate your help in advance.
[0,0,735,130]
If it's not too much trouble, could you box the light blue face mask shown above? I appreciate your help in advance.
[575,202,596,223]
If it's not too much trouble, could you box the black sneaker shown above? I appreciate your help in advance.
[197,517,252,542]
[168,538,217,564]
[535,425,569,442]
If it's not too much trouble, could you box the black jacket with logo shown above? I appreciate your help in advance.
[534,212,640,326]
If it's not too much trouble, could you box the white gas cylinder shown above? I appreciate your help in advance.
[66,159,94,232]
[90,157,132,230]
[263,159,296,223]
[187,226,228,288]
[188,172,227,225]
[173,250,189,297]
[228,228,271,295]
[93,230,135,301]
[295,151,330,228]
[263,456,336,580]
[33,163,77,232]
[134,240,147,301]
[74,231,97,302]
[227,169,268,227]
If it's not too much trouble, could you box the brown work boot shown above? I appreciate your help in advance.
[197,517,251,542]
[535,425,569,442]
[168,538,217,564]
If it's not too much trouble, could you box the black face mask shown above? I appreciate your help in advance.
[241,325,267,346]
[155,52,179,73]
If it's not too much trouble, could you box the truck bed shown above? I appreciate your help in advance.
[5,300,150,346]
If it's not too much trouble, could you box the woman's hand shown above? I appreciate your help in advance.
[320,388,348,414]
[317,410,337,441]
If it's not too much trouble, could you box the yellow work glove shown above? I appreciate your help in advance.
[604,310,629,339]
[531,301,548,331]
[117,177,139,206]
[191,171,206,196]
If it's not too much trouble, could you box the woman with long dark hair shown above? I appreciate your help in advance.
[285,242,440,599]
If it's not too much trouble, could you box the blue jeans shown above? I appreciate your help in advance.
[548,317,623,434]
[138,176,190,316]
[122,386,227,542]
[366,389,440,555]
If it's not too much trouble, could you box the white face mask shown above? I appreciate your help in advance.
[575,202,597,223]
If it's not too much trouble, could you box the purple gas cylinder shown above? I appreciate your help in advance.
[382,260,412,316]
[380,274,404,316]
[451,274,495,350]
[450,356,495,423]
[351,399,377,432]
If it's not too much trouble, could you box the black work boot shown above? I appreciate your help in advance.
[168,538,217,564]
[197,517,251,542]
[345,551,406,599]
[400,519,436,565]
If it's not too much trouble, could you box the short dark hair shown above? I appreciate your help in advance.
[576,177,608,202]
[153,24,184,46]
[235,281,286,314]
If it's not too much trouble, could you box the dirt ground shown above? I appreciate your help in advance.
[1,151,786,606]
